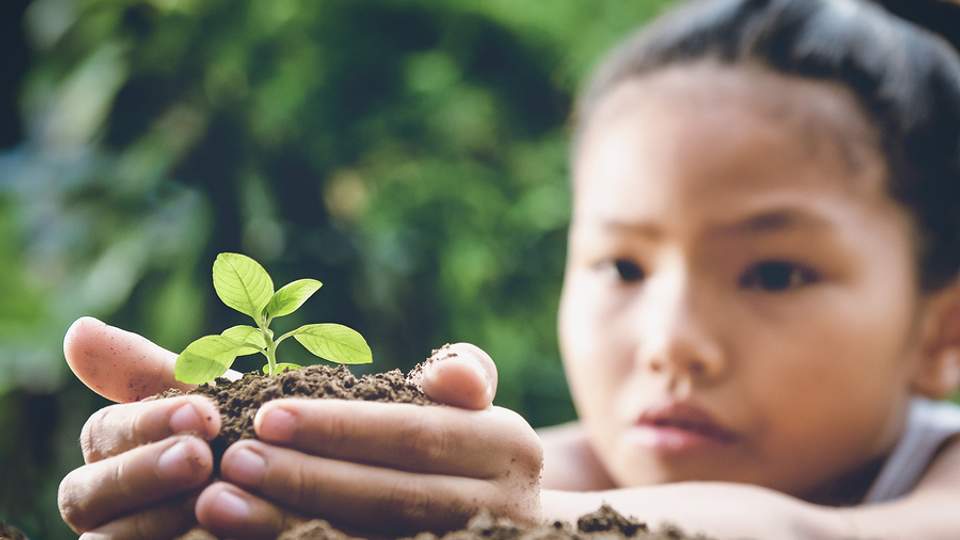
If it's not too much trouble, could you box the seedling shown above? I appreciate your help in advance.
[174,252,372,385]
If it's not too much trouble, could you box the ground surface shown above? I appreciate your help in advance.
[178,504,711,540]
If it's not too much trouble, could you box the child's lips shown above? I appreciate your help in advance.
[628,401,740,452]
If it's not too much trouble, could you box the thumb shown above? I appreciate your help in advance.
[420,342,498,410]
[63,316,194,403]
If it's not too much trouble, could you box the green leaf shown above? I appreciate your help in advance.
[292,323,372,365]
[222,325,267,349]
[262,362,302,374]
[174,335,261,385]
[266,279,323,318]
[212,252,274,320]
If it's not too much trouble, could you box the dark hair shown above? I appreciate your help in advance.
[576,0,960,293]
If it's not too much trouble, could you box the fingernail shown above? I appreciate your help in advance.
[157,441,196,481]
[214,489,251,520]
[226,447,266,487]
[170,403,204,434]
[463,357,489,388]
[423,354,492,404]
[451,354,492,399]
[256,407,296,442]
[446,354,490,393]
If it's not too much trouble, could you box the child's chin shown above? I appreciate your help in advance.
[608,446,739,486]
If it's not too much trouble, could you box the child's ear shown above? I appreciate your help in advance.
[911,281,960,400]
[912,348,960,399]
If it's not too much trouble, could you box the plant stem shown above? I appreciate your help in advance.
[258,319,278,376]
[265,339,278,376]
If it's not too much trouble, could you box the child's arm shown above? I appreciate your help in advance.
[541,424,960,539]
[543,483,837,539]
[833,436,960,539]
[539,425,833,538]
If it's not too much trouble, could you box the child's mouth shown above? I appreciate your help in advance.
[628,401,740,453]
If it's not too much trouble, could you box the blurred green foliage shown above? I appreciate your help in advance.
[0,0,671,536]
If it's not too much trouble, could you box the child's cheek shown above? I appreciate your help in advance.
[560,275,634,426]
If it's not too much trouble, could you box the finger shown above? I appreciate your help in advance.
[64,316,192,402]
[214,443,495,535]
[77,493,199,540]
[59,435,213,533]
[80,396,220,463]
[421,342,498,410]
[195,482,305,540]
[253,400,540,477]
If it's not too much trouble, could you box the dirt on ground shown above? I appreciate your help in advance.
[178,505,710,540]
[278,505,713,539]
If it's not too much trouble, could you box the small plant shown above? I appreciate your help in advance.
[174,252,372,385]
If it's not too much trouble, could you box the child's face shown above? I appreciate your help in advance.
[559,63,929,500]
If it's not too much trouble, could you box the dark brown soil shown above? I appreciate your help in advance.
[157,361,436,461]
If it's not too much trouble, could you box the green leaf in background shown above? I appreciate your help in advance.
[262,362,302,374]
[221,325,267,349]
[266,279,323,318]
[292,323,373,365]
[174,335,262,384]
[212,253,274,321]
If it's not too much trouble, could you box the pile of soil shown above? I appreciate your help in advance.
[158,360,436,461]
[165,346,710,540]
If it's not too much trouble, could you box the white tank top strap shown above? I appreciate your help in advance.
[862,397,960,503]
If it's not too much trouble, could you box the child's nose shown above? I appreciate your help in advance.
[636,329,727,383]
[633,280,728,384]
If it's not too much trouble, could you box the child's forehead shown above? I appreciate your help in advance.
[571,63,903,239]
[577,61,880,178]
[589,62,870,126]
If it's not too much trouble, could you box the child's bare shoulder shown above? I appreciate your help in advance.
[920,434,960,486]
[538,422,616,491]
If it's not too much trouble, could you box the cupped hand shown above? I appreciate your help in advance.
[61,317,530,537]
[58,317,220,538]
[196,343,543,538]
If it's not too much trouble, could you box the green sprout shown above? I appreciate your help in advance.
[174,252,372,385]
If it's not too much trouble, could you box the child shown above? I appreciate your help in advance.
[57,0,960,538]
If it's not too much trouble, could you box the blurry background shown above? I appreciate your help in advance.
[0,0,671,536]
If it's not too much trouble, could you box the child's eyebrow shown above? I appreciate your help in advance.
[714,207,835,236]
[598,220,664,240]
[595,207,834,239]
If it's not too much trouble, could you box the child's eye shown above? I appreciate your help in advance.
[739,260,819,292]
[597,257,645,283]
